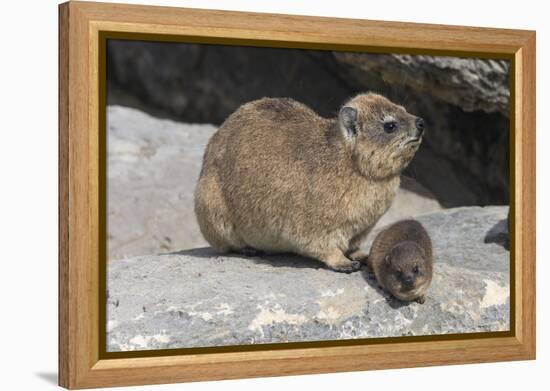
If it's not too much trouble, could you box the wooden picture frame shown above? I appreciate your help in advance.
[58,1,536,389]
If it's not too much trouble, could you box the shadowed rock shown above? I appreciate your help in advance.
[107,206,509,352]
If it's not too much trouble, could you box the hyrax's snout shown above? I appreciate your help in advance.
[402,273,416,289]
[410,117,425,139]
[415,117,425,134]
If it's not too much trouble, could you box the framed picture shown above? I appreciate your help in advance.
[58,1,536,389]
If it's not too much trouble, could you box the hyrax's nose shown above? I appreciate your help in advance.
[403,275,415,288]
[415,117,425,137]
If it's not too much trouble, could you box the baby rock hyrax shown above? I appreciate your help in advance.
[368,220,433,303]
[194,93,425,273]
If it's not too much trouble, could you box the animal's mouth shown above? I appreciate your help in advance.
[393,289,418,302]
[400,284,416,292]
[399,136,422,149]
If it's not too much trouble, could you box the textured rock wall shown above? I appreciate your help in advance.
[107,206,510,352]
[107,40,510,207]
[334,53,509,115]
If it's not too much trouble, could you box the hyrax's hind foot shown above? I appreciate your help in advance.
[321,250,361,273]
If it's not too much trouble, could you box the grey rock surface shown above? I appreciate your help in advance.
[107,106,441,260]
[376,176,442,228]
[107,206,509,352]
[107,106,213,259]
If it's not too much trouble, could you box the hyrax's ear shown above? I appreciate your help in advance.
[384,254,391,265]
[338,106,358,142]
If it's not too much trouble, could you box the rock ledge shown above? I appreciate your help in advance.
[107,206,509,352]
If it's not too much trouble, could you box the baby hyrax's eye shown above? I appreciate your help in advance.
[383,121,398,134]
[412,265,419,274]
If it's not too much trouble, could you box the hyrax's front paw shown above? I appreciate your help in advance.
[330,260,362,273]
[346,249,369,265]
[415,295,426,304]
[321,250,362,273]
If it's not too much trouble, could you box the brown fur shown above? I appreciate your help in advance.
[368,220,433,302]
[194,93,424,272]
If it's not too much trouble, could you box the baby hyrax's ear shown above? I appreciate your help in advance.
[338,106,358,142]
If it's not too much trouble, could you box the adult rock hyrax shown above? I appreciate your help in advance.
[194,93,425,273]
[368,219,433,303]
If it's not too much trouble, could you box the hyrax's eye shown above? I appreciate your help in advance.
[383,121,398,133]
[412,265,419,274]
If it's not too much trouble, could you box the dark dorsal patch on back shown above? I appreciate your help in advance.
[256,97,295,113]
[254,98,316,124]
